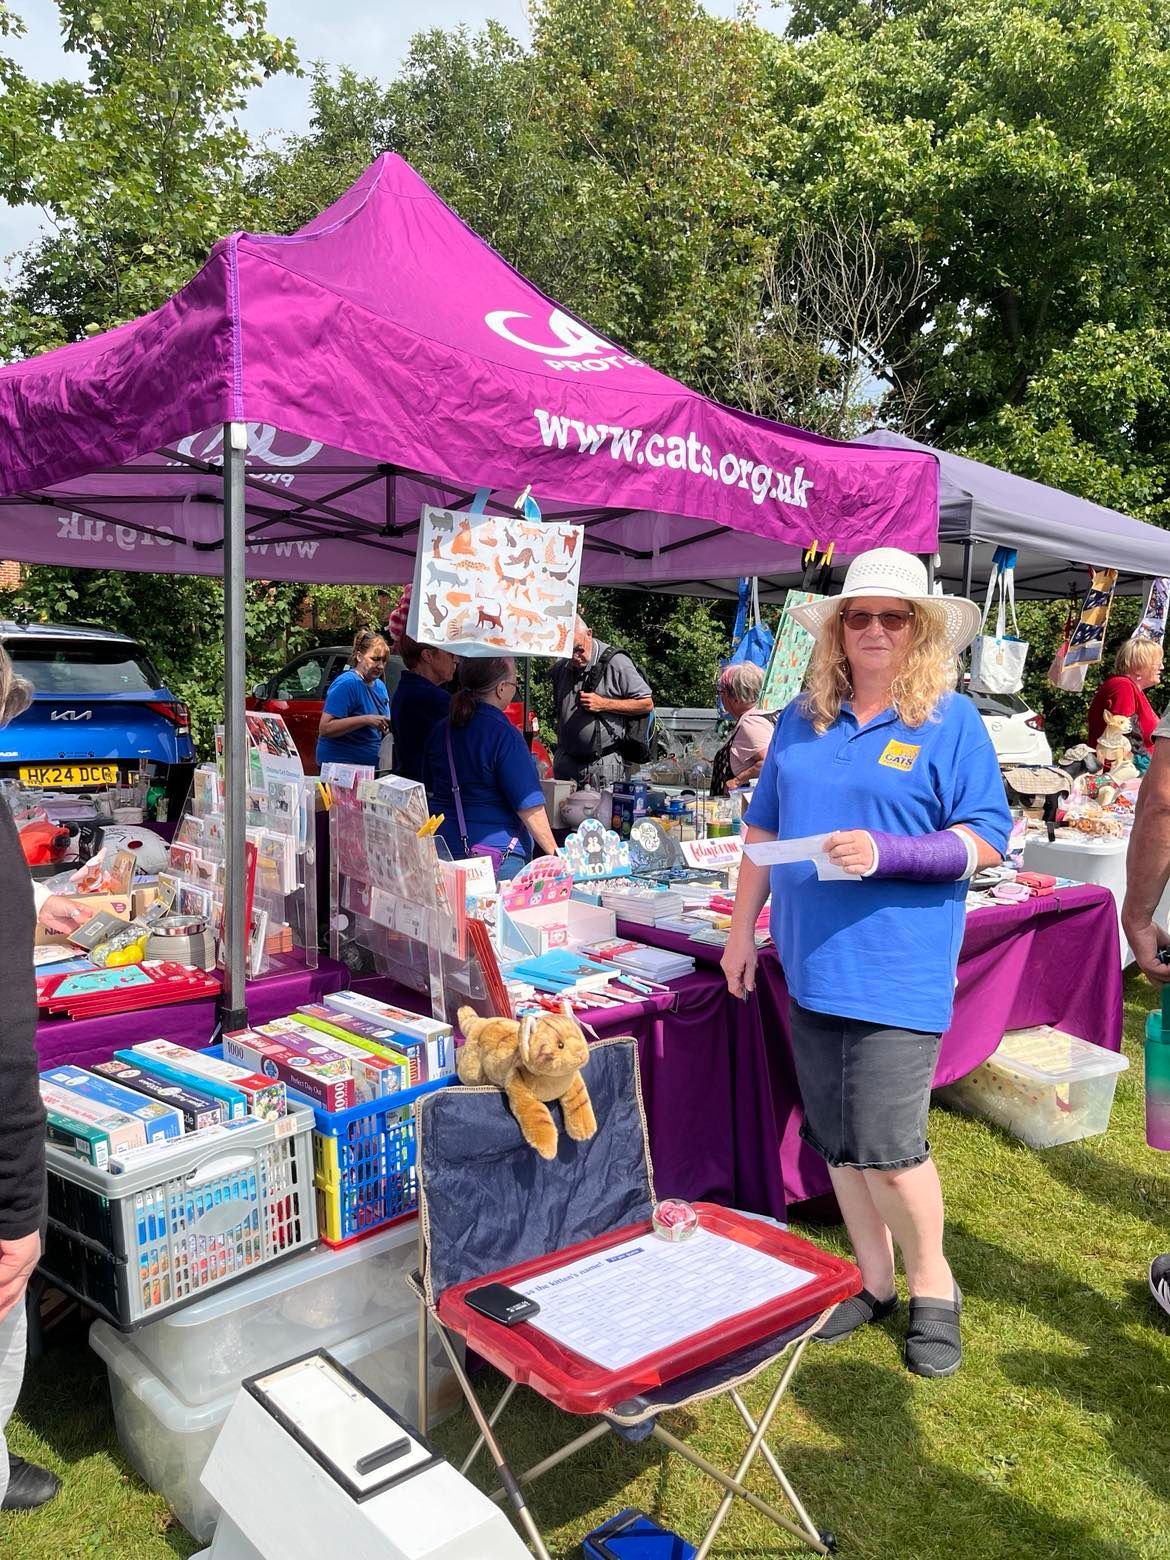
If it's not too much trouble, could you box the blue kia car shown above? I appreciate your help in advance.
[0,622,196,809]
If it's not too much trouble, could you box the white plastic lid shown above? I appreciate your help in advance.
[146,1221,416,1332]
[984,1025,1130,1083]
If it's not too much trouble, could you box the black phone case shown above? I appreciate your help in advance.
[464,1282,541,1326]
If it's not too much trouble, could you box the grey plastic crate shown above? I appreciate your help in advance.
[43,1104,318,1328]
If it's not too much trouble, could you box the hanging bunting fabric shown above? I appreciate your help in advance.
[1132,577,1170,644]
[1064,568,1120,670]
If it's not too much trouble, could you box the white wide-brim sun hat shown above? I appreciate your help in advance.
[787,547,983,655]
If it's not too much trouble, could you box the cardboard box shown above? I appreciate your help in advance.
[45,1108,114,1167]
[35,892,135,946]
[39,1080,145,1156]
[501,900,616,959]
[322,990,452,1045]
[42,1065,184,1144]
[127,1040,286,1121]
[257,1020,408,1101]
[223,1029,355,1113]
[92,1060,223,1133]
[294,1006,429,1086]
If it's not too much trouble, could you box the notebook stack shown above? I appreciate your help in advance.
[508,949,617,995]
[598,883,686,925]
[584,938,695,982]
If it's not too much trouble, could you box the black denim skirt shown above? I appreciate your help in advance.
[788,998,943,1171]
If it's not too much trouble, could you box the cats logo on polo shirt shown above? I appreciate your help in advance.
[878,739,921,773]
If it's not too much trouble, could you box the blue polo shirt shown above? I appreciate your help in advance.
[745,692,1010,1034]
[424,703,545,859]
[315,668,389,770]
[391,671,451,785]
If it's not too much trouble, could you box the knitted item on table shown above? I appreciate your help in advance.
[862,828,974,883]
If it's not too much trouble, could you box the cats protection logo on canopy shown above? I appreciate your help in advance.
[484,307,643,373]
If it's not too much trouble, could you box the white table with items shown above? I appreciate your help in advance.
[1021,830,1170,967]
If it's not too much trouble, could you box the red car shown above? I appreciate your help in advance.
[248,646,552,776]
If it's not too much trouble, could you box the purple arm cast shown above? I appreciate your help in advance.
[863,829,974,883]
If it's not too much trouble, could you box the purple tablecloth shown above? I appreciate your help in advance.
[620,883,1124,1208]
[34,953,348,1071]
[349,971,789,1221]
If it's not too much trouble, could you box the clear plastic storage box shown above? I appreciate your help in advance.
[91,1305,460,1543]
[937,1025,1129,1149]
[126,1220,420,1404]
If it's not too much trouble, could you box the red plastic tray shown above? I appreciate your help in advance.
[437,1203,860,1415]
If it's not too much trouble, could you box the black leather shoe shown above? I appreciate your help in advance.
[2,1455,61,1511]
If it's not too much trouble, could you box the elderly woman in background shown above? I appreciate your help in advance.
[1086,638,1164,753]
[722,549,1010,1379]
[710,662,777,796]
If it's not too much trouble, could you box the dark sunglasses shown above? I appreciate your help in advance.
[840,608,915,631]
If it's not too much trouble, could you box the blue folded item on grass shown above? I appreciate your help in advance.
[583,1508,696,1559]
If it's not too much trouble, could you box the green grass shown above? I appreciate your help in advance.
[6,971,1170,1558]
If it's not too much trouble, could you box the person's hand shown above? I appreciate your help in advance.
[721,933,757,1000]
[367,715,390,733]
[0,1231,40,1322]
[578,691,607,713]
[37,894,94,935]
[825,829,875,876]
[1123,917,1170,984]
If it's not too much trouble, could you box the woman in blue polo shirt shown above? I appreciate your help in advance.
[724,549,1010,1380]
[315,630,392,772]
[425,656,557,878]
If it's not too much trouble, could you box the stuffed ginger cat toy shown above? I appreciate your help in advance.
[456,1006,597,1160]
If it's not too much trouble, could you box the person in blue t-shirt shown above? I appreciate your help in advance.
[390,635,458,786]
[724,549,1010,1381]
[425,656,557,879]
[316,630,392,772]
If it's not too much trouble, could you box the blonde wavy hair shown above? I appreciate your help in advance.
[802,600,957,733]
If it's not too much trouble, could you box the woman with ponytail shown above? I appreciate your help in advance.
[424,657,557,878]
[316,630,392,772]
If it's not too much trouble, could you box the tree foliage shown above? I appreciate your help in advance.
[0,0,297,353]
[4,0,1170,745]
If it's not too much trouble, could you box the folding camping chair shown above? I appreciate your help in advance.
[410,1036,860,1559]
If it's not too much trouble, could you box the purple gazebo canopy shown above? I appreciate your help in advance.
[0,155,938,583]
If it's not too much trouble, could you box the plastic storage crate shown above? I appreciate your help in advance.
[310,1076,450,1244]
[203,1045,451,1246]
[91,1306,460,1544]
[43,1105,317,1328]
[126,1220,420,1404]
[937,1025,1129,1149]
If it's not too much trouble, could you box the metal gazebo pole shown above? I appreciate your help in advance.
[219,421,249,1031]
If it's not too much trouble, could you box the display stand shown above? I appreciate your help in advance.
[328,776,506,1025]
[162,716,317,980]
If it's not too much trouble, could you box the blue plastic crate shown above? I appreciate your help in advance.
[208,1046,449,1245]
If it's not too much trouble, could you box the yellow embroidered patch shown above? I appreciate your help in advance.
[878,740,921,772]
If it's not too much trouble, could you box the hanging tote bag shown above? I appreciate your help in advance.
[970,547,1029,695]
[728,579,774,671]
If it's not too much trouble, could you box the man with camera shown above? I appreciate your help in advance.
[552,617,654,789]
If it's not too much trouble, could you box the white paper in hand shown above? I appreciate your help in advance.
[744,835,853,881]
